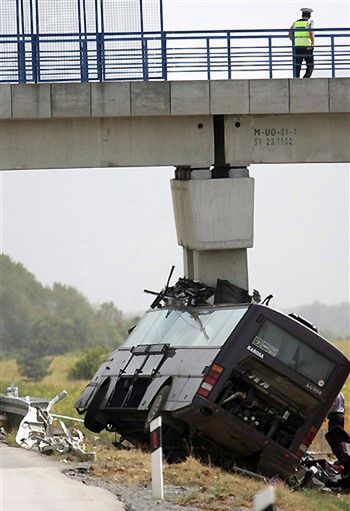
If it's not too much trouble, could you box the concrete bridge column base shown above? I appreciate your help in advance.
[171,168,254,291]
[183,248,248,289]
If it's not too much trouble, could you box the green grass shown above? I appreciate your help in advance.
[91,444,350,511]
[0,353,88,430]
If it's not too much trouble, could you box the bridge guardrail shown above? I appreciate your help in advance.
[0,28,349,83]
[0,395,50,421]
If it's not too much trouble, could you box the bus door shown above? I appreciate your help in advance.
[108,344,170,409]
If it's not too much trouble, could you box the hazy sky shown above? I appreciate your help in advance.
[1,1,349,313]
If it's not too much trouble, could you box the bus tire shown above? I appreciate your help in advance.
[84,410,104,433]
[83,378,110,433]
[163,429,189,464]
[145,385,171,430]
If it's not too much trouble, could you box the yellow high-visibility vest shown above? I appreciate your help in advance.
[293,19,312,46]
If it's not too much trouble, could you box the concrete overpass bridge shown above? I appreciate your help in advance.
[2,77,349,291]
[1,18,349,292]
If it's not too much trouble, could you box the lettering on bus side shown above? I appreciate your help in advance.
[306,383,323,396]
[247,345,264,359]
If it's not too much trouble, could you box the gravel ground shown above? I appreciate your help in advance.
[62,465,201,511]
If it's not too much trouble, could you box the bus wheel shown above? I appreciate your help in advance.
[163,429,189,464]
[145,385,171,429]
[84,410,104,433]
[83,379,110,433]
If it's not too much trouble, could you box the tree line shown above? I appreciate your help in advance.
[0,254,137,360]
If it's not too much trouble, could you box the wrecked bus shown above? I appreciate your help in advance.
[76,301,349,479]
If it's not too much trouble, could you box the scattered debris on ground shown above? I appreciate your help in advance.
[1,386,95,461]
[288,426,350,492]
[5,383,19,398]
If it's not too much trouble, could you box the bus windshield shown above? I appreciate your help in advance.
[255,320,335,385]
[123,306,249,348]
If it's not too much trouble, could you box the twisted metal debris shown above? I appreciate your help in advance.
[14,390,95,461]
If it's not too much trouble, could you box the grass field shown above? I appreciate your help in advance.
[0,353,86,425]
[1,340,349,511]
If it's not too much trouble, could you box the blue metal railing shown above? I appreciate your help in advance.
[0,28,349,83]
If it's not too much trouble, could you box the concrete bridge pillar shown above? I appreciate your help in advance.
[171,167,254,290]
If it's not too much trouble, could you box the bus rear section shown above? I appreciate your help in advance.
[176,305,349,478]
[76,302,349,479]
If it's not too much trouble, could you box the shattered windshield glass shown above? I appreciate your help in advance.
[122,306,248,348]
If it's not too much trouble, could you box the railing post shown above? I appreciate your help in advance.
[268,37,273,78]
[331,35,335,78]
[227,31,232,79]
[16,0,26,83]
[98,0,105,81]
[29,0,39,83]
[142,38,149,81]
[159,0,167,79]
[96,32,105,82]
[206,37,211,80]
[34,0,40,81]
[80,39,89,82]
[78,0,88,82]
[17,40,26,83]
[139,0,149,80]
[292,34,297,78]
[161,31,167,80]
[31,34,39,83]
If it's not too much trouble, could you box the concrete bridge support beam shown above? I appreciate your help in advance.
[171,168,254,290]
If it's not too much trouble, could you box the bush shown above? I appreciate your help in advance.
[16,340,52,381]
[68,345,110,380]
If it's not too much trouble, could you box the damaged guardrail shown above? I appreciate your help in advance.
[0,388,95,462]
[0,395,50,418]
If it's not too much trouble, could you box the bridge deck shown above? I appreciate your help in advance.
[1,78,349,170]
[1,78,349,120]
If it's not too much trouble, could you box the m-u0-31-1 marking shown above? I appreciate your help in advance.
[253,128,296,137]
[252,127,297,147]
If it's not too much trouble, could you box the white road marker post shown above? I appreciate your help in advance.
[150,416,164,499]
[253,485,276,511]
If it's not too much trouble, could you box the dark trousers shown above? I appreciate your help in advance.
[328,412,345,432]
[294,46,314,78]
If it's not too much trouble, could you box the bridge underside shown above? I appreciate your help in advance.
[0,113,349,170]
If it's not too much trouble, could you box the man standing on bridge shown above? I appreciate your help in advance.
[289,7,315,78]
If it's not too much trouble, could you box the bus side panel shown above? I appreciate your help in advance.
[165,377,203,411]
[137,376,173,410]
